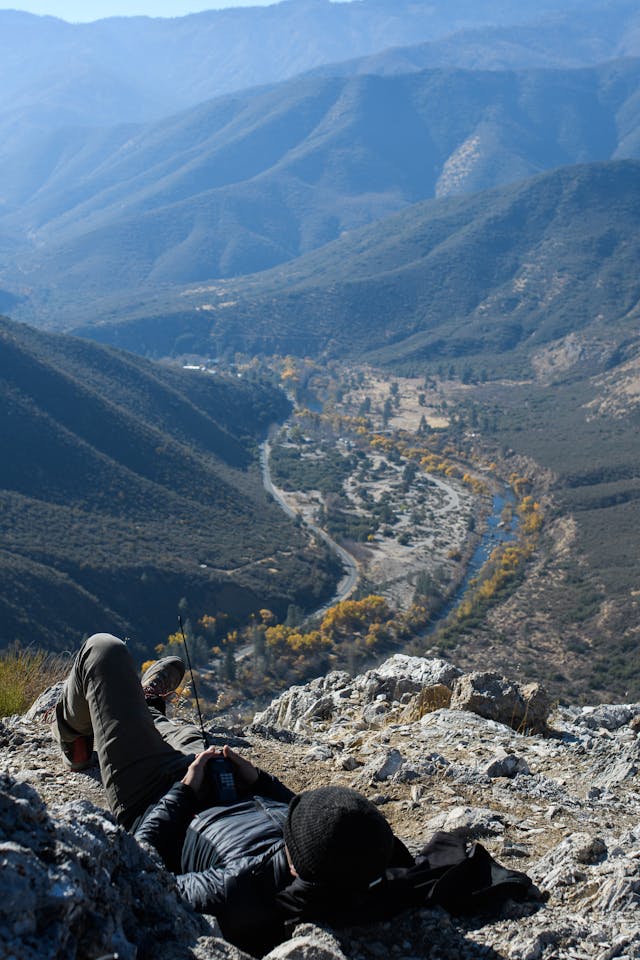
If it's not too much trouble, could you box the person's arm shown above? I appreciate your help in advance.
[135,746,294,873]
[134,747,229,870]
[134,782,199,872]
[177,847,292,956]
[175,863,231,912]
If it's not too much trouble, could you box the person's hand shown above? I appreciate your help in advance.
[182,745,220,794]
[222,744,259,790]
[181,744,259,799]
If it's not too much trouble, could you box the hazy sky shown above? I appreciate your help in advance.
[4,1,293,20]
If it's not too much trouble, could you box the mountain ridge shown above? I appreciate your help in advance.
[3,58,640,316]
[75,159,640,370]
[0,0,612,129]
[305,2,640,78]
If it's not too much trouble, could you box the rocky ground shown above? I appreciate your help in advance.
[1,655,639,960]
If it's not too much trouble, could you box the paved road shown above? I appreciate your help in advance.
[260,441,296,519]
[260,440,359,617]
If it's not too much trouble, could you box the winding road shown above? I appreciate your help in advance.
[427,472,461,514]
[260,440,359,616]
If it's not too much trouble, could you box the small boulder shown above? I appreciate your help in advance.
[265,925,348,960]
[303,743,333,762]
[362,701,390,726]
[428,804,507,839]
[335,754,362,772]
[576,704,640,732]
[375,654,462,691]
[450,671,551,733]
[353,656,461,706]
[356,748,405,785]
[252,672,351,732]
[24,681,64,722]
[484,750,531,779]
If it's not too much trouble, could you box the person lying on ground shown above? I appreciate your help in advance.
[51,633,537,957]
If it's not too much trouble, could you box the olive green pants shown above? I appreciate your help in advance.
[59,633,206,829]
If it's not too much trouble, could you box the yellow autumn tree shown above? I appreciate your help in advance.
[320,595,390,643]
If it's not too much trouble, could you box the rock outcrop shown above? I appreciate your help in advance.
[2,655,640,960]
[449,671,552,733]
[0,774,229,960]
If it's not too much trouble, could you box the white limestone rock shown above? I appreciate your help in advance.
[253,658,463,737]
[265,926,348,960]
[5,655,640,960]
[484,751,532,779]
[575,704,640,732]
[0,774,223,960]
[370,655,462,695]
[252,672,352,733]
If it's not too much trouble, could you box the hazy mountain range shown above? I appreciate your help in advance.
[2,0,640,684]
[1,0,627,131]
[2,56,640,320]
[307,2,640,79]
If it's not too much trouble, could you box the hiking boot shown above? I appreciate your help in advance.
[141,656,185,712]
[51,702,95,771]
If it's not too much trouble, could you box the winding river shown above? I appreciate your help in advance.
[426,489,519,631]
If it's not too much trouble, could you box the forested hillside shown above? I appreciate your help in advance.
[0,318,338,655]
[77,160,640,371]
[1,1,639,702]
[65,157,640,697]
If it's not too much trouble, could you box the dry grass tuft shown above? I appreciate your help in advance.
[0,647,71,718]
[402,683,452,722]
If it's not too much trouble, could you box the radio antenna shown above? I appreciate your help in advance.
[178,614,206,741]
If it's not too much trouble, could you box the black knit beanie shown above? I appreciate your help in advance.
[283,786,395,887]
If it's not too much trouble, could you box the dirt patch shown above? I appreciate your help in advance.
[586,354,640,418]
[341,370,451,431]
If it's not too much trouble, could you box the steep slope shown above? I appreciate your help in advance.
[0,317,338,654]
[3,59,640,314]
[71,162,640,685]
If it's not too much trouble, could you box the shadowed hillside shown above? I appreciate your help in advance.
[0,318,339,654]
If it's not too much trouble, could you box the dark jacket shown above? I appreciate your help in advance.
[135,769,299,956]
[135,774,534,957]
